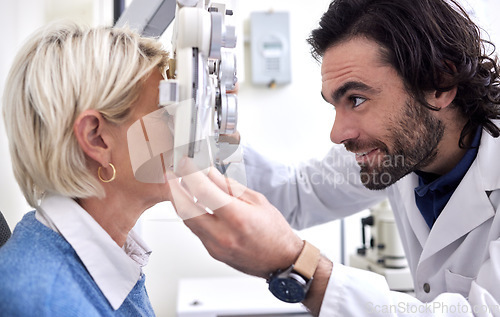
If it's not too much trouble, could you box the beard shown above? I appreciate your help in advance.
[344,99,444,190]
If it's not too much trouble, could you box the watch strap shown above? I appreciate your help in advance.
[293,240,321,280]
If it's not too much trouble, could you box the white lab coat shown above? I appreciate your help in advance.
[243,127,500,316]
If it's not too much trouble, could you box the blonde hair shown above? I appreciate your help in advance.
[3,22,169,207]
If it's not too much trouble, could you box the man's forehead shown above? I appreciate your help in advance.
[320,37,387,74]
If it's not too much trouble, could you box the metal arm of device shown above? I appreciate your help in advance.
[115,0,177,37]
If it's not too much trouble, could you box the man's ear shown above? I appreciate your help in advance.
[428,60,458,110]
[427,86,457,110]
[74,109,110,167]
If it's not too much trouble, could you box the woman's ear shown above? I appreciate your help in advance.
[74,109,110,166]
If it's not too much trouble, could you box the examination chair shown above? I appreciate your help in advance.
[0,211,11,247]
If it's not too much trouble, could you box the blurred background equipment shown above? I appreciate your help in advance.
[350,200,414,292]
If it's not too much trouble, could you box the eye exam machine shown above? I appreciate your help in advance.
[116,0,241,176]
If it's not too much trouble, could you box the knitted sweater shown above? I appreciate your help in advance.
[0,211,155,316]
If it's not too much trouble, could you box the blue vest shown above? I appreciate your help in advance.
[0,211,156,316]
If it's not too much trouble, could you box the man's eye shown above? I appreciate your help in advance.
[351,96,366,108]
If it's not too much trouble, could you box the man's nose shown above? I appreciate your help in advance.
[330,110,359,144]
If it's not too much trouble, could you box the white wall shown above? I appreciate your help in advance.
[0,0,109,230]
[0,0,45,234]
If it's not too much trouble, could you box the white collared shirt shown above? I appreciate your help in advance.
[35,194,152,310]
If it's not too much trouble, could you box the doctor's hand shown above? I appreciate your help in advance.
[167,157,303,279]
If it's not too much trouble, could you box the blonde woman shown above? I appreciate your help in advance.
[0,23,173,315]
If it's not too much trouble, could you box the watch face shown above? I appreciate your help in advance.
[269,277,306,303]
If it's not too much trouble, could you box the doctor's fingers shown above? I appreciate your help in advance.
[167,171,234,248]
[176,158,237,211]
[205,167,254,201]
[167,172,209,221]
[206,166,274,207]
[176,157,275,223]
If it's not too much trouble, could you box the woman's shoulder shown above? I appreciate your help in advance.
[1,213,75,280]
[0,211,73,256]
[0,211,103,314]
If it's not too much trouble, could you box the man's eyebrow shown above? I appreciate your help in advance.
[331,81,378,103]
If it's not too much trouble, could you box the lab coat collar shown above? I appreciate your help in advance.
[400,125,500,263]
[397,174,430,248]
[36,194,151,310]
[420,155,495,262]
[476,122,500,191]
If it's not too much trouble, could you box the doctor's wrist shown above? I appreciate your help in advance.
[302,255,333,317]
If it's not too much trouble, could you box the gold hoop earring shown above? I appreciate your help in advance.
[98,163,116,183]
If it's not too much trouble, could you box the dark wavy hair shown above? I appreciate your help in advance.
[307,0,500,147]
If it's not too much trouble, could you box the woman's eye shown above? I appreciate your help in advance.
[351,96,366,108]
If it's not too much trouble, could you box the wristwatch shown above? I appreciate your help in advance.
[267,240,321,303]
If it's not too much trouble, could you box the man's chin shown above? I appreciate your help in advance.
[359,169,398,190]
[361,180,392,190]
[359,167,414,190]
